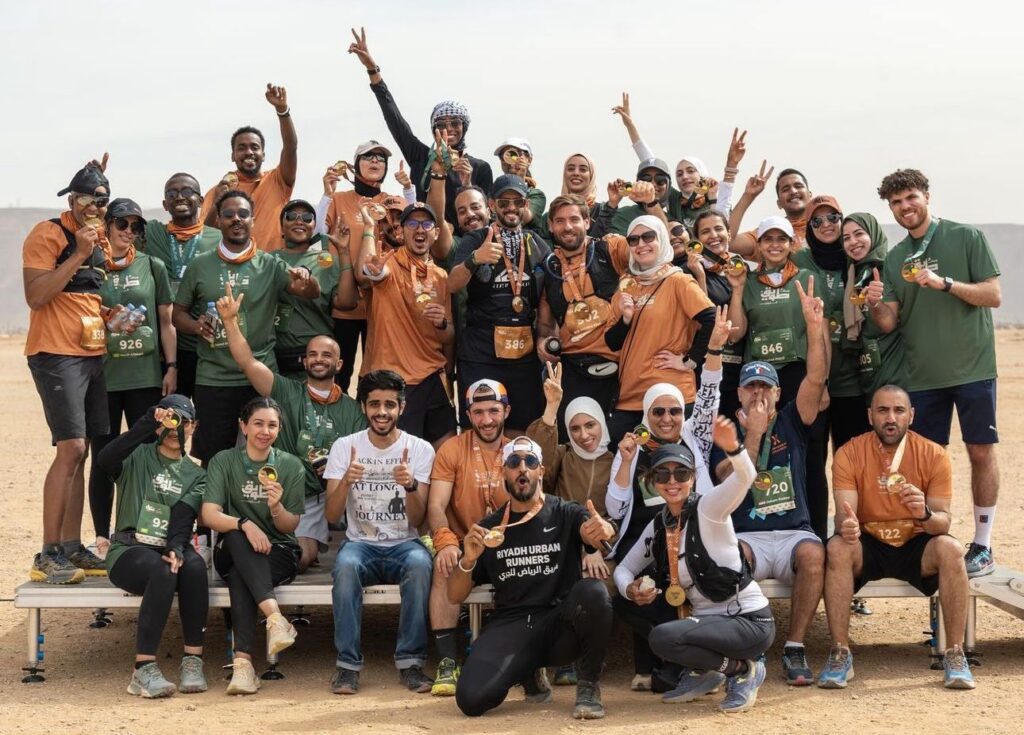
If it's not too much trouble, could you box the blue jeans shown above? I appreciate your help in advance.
[331,538,432,671]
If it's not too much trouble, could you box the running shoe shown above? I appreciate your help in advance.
[630,673,652,691]
[851,597,873,616]
[817,645,854,689]
[226,658,260,695]
[399,665,433,693]
[266,612,297,655]
[964,543,995,578]
[523,668,552,703]
[178,655,207,693]
[943,645,976,690]
[30,552,85,585]
[431,657,459,696]
[554,664,578,685]
[720,660,766,713]
[127,662,177,698]
[662,669,726,703]
[330,667,359,695]
[573,680,605,720]
[67,544,107,576]
[782,645,814,686]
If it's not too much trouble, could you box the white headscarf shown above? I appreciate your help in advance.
[677,156,709,178]
[563,397,610,460]
[642,383,685,440]
[626,216,675,278]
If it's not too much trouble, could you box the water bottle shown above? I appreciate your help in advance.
[126,304,147,329]
[106,303,134,332]
[204,301,220,344]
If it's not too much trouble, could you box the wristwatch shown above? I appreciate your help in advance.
[919,505,933,522]
[942,277,954,292]
[237,517,249,531]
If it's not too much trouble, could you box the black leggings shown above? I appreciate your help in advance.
[649,605,775,673]
[89,387,163,538]
[108,545,208,656]
[213,531,298,655]
[456,578,612,717]
[613,593,678,675]
[332,318,366,393]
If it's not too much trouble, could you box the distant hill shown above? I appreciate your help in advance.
[3,208,1021,331]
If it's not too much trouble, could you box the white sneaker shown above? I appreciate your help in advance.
[266,612,297,655]
[226,658,260,695]
[630,674,652,691]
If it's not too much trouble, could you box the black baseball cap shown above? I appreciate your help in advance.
[104,198,144,222]
[399,202,438,225]
[490,174,529,199]
[649,443,695,470]
[158,394,196,421]
[57,163,109,197]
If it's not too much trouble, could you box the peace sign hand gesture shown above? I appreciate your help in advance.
[216,281,244,322]
[542,361,563,408]
[744,160,774,199]
[708,304,732,351]
[795,275,823,328]
[726,128,748,169]
[611,92,633,125]
[348,27,377,69]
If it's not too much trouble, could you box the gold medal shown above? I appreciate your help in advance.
[828,316,841,334]
[502,149,520,165]
[317,252,334,268]
[415,292,433,312]
[665,583,687,608]
[885,473,906,494]
[511,295,525,313]
[686,241,704,254]
[728,255,748,274]
[618,276,639,297]
[257,465,278,485]
[572,300,590,318]
[482,529,505,548]
[753,471,774,492]
[619,181,633,194]
[84,216,103,230]
[366,203,388,221]
[161,411,181,430]
[632,424,651,444]
[333,160,349,177]
[900,262,919,282]
[223,172,238,188]
[849,287,866,305]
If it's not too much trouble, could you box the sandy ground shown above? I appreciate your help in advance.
[1,332,1023,735]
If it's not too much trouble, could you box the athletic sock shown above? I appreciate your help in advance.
[61,539,82,556]
[42,543,61,557]
[972,505,996,548]
[720,658,749,677]
[433,628,458,662]
[135,661,151,670]
[784,641,804,649]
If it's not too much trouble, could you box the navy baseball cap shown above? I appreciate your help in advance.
[158,394,196,421]
[649,443,695,470]
[739,361,780,387]
[490,174,529,198]
[58,163,109,197]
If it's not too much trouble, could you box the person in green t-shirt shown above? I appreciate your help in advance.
[91,198,177,559]
[200,396,305,695]
[492,138,546,226]
[217,284,366,572]
[171,191,321,465]
[271,199,357,377]
[867,168,1002,578]
[96,394,208,699]
[142,172,221,398]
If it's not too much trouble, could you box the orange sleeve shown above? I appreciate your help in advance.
[22,221,63,270]
[430,437,459,483]
[607,235,631,273]
[832,443,858,492]
[677,273,715,317]
[200,186,217,224]
[926,446,953,500]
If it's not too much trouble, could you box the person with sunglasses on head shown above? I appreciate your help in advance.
[216,285,366,574]
[172,191,320,467]
[143,173,222,398]
[347,27,493,225]
[710,276,828,688]
[730,167,812,257]
[323,370,436,696]
[355,199,456,446]
[616,419,771,713]
[24,161,114,584]
[200,397,305,695]
[449,175,551,433]
[96,394,208,698]
[271,199,355,379]
[603,217,716,444]
[200,84,297,253]
[449,437,617,719]
[89,198,178,560]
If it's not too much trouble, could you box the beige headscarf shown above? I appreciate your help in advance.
[561,153,597,208]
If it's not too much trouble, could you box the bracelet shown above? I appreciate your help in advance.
[725,444,745,457]
[362,232,375,239]
[706,348,723,356]
[429,172,446,180]
[724,166,739,174]
[276,106,290,117]
[165,361,178,369]
[366,65,380,75]
[339,264,353,273]
[237,517,248,531]
[457,558,477,573]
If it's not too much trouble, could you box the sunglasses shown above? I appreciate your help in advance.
[650,406,684,418]
[220,208,251,220]
[626,230,659,247]
[164,187,198,200]
[495,198,526,209]
[503,453,541,470]
[284,211,315,223]
[638,174,671,187]
[361,152,388,163]
[404,219,436,231]
[75,194,109,208]
[652,467,694,484]
[810,212,843,229]
[112,218,145,235]
[434,118,464,130]
[670,224,687,238]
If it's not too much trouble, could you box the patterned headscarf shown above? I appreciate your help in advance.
[430,100,471,130]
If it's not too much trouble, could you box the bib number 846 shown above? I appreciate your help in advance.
[760,342,784,356]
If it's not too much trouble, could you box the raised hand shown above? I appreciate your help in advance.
[348,26,377,69]
[74,223,100,259]
[607,180,624,209]
[580,499,615,544]
[619,291,635,325]
[263,480,284,509]
[89,152,110,172]
[709,304,732,351]
[542,361,563,407]
[899,483,927,520]
[343,444,365,486]
[628,180,657,205]
[746,397,770,436]
[462,523,486,564]
[265,83,288,113]
[421,301,446,328]
[611,92,633,125]
[431,129,450,176]
[216,281,244,322]
[913,266,944,291]
[711,415,741,452]
[393,446,414,488]
[795,275,824,328]
[395,160,412,189]
[454,153,473,188]
[325,217,351,258]
[743,160,774,199]
[474,226,503,265]
[865,267,885,307]
[726,128,748,170]
[618,432,639,463]
[840,501,861,543]
[323,166,342,196]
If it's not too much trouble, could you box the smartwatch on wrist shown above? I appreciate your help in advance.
[919,505,934,522]
[942,277,954,292]
[237,517,249,531]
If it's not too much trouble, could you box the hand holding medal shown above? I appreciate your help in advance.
[627,575,660,605]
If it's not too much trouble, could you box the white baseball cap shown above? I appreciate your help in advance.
[501,436,543,464]
[756,215,795,240]
[493,137,533,157]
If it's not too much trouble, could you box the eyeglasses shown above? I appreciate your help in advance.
[626,230,659,247]
[164,187,198,201]
[652,467,694,484]
[112,218,145,235]
[638,174,671,187]
[650,406,684,418]
[220,208,251,220]
[284,211,315,223]
[495,198,526,209]
[75,194,109,208]
[810,212,843,229]
[434,117,463,130]
[670,224,687,238]
[503,453,541,470]
[404,219,436,231]
[361,152,388,163]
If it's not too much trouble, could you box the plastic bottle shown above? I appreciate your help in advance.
[204,302,220,343]
[126,304,147,329]
[106,303,135,332]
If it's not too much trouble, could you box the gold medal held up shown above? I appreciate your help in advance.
[161,411,181,430]
[415,292,433,312]
[632,424,651,444]
[900,262,919,282]
[257,465,278,485]
[511,295,525,314]
[665,583,687,608]
[885,473,906,494]
[849,287,867,305]
[223,172,238,188]
[482,529,506,548]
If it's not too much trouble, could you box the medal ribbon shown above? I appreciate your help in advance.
[241,447,276,476]
[903,218,939,267]
[471,435,507,513]
[555,248,588,304]
[499,235,526,306]
[754,416,779,471]
[496,493,545,534]
[169,232,200,279]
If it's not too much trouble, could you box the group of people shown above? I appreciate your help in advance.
[22,27,1001,715]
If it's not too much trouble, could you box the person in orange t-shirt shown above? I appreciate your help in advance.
[24,163,113,584]
[355,201,455,445]
[425,380,511,695]
[201,84,296,253]
[822,384,973,690]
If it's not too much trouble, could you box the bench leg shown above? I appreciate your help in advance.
[934,597,947,659]
[89,608,112,629]
[469,603,482,642]
[22,609,45,683]
[262,645,285,680]
[965,596,981,666]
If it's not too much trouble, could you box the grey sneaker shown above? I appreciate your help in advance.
[330,667,359,695]
[523,668,553,703]
[573,680,605,719]
[720,660,766,713]
[964,543,994,578]
[662,668,726,703]
[30,552,85,585]
[782,645,814,686]
[399,665,433,693]
[67,544,107,576]
[178,655,207,693]
[127,662,177,698]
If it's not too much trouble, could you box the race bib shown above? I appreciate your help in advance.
[135,500,170,546]
[863,519,916,548]
[858,339,881,377]
[564,296,610,343]
[493,325,533,360]
[210,311,246,349]
[750,466,796,516]
[274,304,294,332]
[752,327,797,365]
[827,313,843,345]
[80,316,106,350]
[107,326,156,359]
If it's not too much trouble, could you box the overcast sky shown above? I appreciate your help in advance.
[5,0,1022,227]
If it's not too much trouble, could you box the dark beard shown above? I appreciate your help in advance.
[369,417,395,436]
[506,475,538,502]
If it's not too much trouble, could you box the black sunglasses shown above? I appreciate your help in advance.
[652,467,694,484]
[112,218,145,235]
[650,406,684,418]
[284,211,315,223]
[810,212,843,229]
[220,208,251,220]
[165,187,199,200]
[670,224,687,238]
[504,453,541,470]
[75,194,109,208]
[626,230,659,247]
[638,174,671,187]
[361,153,388,163]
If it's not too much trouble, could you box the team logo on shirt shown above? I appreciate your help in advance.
[152,472,183,498]
[110,274,141,289]
[218,272,252,289]
[241,479,267,502]
[760,288,791,304]
[494,542,561,582]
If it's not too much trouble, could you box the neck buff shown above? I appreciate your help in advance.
[564,397,610,461]
[560,153,597,208]
[642,382,685,445]
[842,211,889,341]
[217,240,256,263]
[627,216,681,284]
[804,196,847,271]
[106,243,137,271]
[353,156,387,197]
[168,221,204,241]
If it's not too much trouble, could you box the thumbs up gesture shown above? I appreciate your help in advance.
[343,444,365,486]
[580,498,615,549]
[393,445,414,489]
[865,266,885,307]
[840,500,861,544]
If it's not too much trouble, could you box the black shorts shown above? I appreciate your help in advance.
[854,531,941,596]
[457,359,544,432]
[191,384,257,463]
[398,371,456,444]
[910,379,998,446]
[27,353,109,444]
